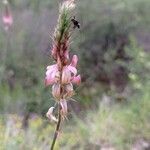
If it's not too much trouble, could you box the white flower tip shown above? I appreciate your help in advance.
[46,107,58,123]
[3,0,8,5]
[62,0,75,10]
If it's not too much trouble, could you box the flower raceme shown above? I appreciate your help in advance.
[45,0,80,130]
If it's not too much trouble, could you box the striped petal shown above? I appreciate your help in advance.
[68,65,77,76]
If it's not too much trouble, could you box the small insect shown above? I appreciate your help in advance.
[71,16,80,29]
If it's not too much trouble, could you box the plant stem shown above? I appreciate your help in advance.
[50,104,61,150]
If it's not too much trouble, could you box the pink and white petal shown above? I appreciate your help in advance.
[68,65,77,76]
[46,69,52,76]
[62,67,71,84]
[47,64,57,70]
[71,55,78,67]
[45,78,54,86]
[46,65,58,77]
[71,75,81,85]
[3,16,13,25]
[45,73,56,86]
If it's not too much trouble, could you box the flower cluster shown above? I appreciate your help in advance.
[2,0,13,31]
[46,0,81,121]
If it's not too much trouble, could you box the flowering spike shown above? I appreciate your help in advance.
[45,0,80,117]
[45,0,81,148]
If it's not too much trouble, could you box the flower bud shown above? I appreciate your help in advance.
[62,0,75,11]
[62,67,71,84]
[51,45,57,59]
[64,50,70,65]
[71,55,78,67]
[52,83,61,100]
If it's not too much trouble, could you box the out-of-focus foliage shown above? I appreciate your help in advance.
[76,0,150,87]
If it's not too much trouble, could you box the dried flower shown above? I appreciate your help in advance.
[46,107,58,123]
[61,67,71,84]
[64,83,74,98]
[52,83,61,100]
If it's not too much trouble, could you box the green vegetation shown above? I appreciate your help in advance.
[0,81,149,149]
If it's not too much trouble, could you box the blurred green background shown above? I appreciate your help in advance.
[0,0,150,149]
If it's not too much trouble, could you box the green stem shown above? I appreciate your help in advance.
[50,104,61,150]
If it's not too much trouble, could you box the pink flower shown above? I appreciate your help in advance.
[67,65,77,76]
[61,57,81,85]
[61,66,71,84]
[71,75,81,85]
[45,64,60,86]
[2,1,13,30]
[3,13,13,26]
